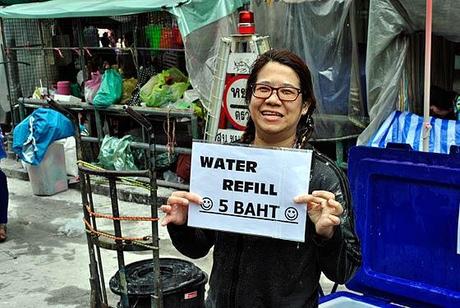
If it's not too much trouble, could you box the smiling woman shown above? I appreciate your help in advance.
[242,49,317,150]
[162,49,362,308]
[246,61,308,147]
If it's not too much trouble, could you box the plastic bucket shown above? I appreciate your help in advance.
[160,27,173,49]
[145,24,162,56]
[56,81,71,95]
[110,258,208,308]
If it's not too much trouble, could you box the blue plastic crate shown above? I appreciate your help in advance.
[321,144,460,307]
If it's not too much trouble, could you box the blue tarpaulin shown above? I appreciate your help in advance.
[368,111,460,154]
[12,108,74,165]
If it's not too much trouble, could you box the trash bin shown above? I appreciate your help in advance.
[110,258,208,308]
[27,142,68,196]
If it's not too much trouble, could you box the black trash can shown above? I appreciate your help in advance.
[110,258,208,307]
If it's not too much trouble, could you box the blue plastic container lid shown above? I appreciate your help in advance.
[346,145,460,307]
[319,291,396,307]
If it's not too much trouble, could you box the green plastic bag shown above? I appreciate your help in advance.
[140,68,189,107]
[172,100,204,118]
[156,152,178,169]
[119,77,138,104]
[166,67,188,83]
[93,69,123,108]
[97,135,138,171]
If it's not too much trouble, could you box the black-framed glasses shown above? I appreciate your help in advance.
[252,83,301,101]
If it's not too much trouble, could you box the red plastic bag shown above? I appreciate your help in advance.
[176,154,191,181]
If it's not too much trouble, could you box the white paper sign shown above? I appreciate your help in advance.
[188,142,312,242]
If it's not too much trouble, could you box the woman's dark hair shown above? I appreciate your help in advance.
[241,49,317,148]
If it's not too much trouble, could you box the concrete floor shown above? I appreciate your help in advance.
[0,177,342,307]
[0,177,213,307]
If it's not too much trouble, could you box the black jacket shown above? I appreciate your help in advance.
[168,150,361,308]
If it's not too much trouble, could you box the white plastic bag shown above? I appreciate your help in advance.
[84,71,102,104]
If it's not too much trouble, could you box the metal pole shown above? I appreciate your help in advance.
[2,36,24,125]
[132,15,140,73]
[109,177,130,308]
[148,128,162,308]
[38,20,51,92]
[422,0,432,152]
[85,173,108,304]
[123,106,162,307]
[82,174,105,308]
[204,37,231,142]
[76,19,87,83]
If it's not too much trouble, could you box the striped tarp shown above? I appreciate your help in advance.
[368,111,460,154]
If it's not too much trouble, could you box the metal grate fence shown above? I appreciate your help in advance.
[1,11,185,122]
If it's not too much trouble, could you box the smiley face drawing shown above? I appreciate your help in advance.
[284,207,299,221]
[201,197,213,211]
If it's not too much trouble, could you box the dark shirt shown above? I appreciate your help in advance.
[168,150,361,308]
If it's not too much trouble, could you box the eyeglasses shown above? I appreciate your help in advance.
[252,83,301,101]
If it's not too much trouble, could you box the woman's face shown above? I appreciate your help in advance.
[249,61,308,146]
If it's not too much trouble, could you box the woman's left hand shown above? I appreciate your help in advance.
[294,190,343,239]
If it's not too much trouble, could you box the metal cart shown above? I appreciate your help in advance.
[48,98,163,308]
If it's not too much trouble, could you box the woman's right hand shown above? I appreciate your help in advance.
[160,191,203,226]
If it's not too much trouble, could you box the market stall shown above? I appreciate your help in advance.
[0,2,249,307]
[357,0,460,148]
[0,0,249,188]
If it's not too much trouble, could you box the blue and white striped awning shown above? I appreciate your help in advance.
[368,111,460,154]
